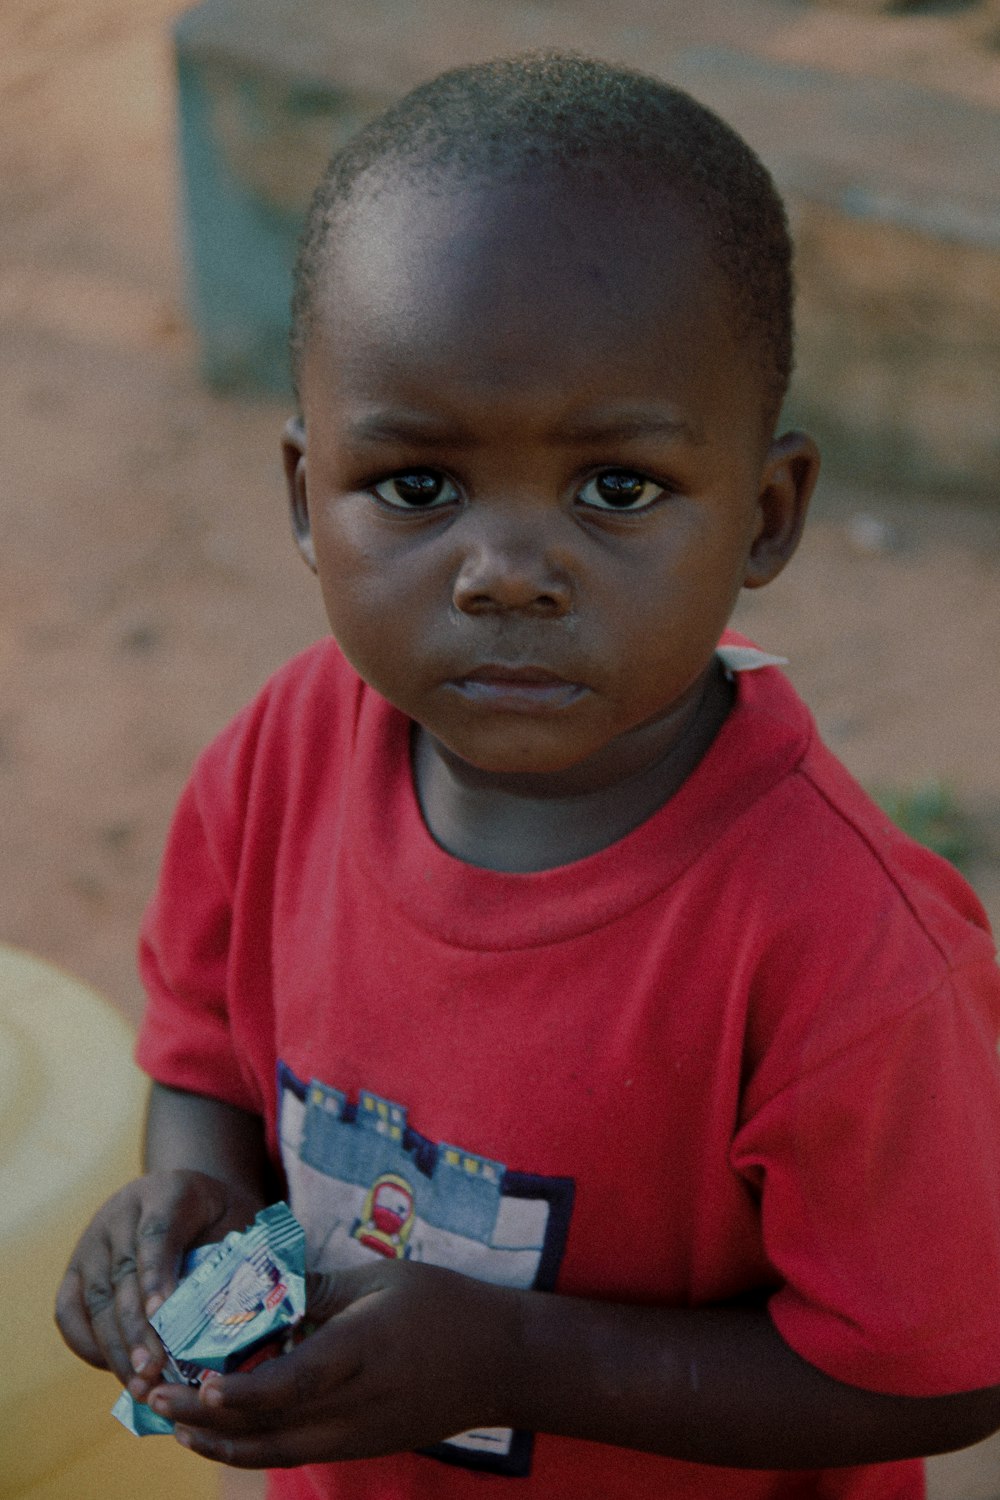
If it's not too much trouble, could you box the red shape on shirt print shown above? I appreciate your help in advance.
[352,1172,417,1259]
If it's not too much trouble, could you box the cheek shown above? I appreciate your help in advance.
[316,572,403,684]
[666,518,755,622]
[610,548,746,697]
[618,545,741,639]
[312,497,386,581]
[312,502,390,611]
[310,529,432,704]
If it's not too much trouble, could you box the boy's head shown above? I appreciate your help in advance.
[283,53,819,790]
[290,51,793,427]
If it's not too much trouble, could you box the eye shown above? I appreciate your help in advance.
[371,472,460,509]
[577,470,665,512]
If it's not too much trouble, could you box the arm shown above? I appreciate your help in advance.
[56,1082,272,1401]
[142,1081,275,1199]
[514,1284,1000,1467]
[149,1259,1000,1470]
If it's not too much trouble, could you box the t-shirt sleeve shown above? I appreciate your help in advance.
[136,767,259,1115]
[732,962,1000,1397]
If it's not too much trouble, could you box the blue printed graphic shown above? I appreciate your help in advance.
[277,1062,574,1478]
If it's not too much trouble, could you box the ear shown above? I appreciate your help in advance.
[743,430,820,590]
[282,416,316,572]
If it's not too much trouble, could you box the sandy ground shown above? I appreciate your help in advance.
[1,1,998,1496]
[2,0,998,1020]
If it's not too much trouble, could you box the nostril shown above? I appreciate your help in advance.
[451,540,573,616]
[453,585,570,617]
[534,593,563,617]
[458,591,495,615]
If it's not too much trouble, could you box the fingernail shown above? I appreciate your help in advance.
[131,1347,150,1374]
[174,1426,192,1448]
[150,1391,169,1414]
[201,1380,224,1407]
[145,1294,164,1317]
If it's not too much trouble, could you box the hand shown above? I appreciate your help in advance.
[147,1259,524,1468]
[55,1169,264,1402]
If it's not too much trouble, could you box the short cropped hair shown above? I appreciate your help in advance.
[290,51,794,421]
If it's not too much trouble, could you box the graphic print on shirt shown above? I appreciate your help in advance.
[277,1061,575,1478]
[354,1171,417,1258]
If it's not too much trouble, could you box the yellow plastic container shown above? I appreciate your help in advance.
[0,944,217,1498]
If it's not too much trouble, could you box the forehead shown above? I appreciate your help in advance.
[302,167,758,432]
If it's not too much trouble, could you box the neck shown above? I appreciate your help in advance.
[412,659,734,872]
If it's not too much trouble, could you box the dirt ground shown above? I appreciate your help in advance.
[2,0,998,1019]
[1,1,999,1495]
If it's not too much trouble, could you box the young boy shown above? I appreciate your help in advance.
[56,52,1000,1499]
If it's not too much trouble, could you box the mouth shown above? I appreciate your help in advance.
[448,664,587,712]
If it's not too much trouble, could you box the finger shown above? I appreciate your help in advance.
[305,1264,379,1324]
[68,1208,147,1386]
[134,1185,197,1315]
[149,1382,262,1434]
[104,1248,168,1389]
[56,1200,147,1383]
[200,1321,364,1416]
[83,1215,169,1386]
[173,1415,353,1470]
[134,1172,224,1315]
[54,1264,111,1369]
[82,1256,136,1386]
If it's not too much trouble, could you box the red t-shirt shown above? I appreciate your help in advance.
[137,636,1000,1499]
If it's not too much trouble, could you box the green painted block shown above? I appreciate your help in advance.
[174,2,393,392]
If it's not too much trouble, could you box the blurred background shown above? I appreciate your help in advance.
[0,1,998,1495]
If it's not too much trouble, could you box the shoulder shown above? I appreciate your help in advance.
[720,658,998,1091]
[742,662,989,964]
[724,643,990,959]
[178,639,388,877]
[192,638,364,793]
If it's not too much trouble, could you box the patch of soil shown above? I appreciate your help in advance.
[1,0,998,1012]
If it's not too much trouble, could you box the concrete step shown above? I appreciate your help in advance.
[173,0,1000,495]
[668,47,1000,497]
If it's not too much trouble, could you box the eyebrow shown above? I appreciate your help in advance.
[344,412,464,446]
[342,406,704,448]
[549,410,704,445]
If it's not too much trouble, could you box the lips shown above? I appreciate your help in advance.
[449,664,586,711]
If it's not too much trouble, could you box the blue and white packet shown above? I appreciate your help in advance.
[112,1202,306,1436]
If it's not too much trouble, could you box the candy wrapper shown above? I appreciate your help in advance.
[112,1201,306,1436]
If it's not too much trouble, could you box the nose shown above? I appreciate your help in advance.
[451,512,574,618]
